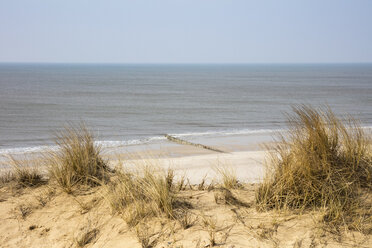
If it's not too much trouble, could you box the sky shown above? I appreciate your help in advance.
[0,0,372,64]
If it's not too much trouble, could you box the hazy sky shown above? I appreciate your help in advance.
[1,0,372,63]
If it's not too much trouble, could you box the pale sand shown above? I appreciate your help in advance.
[1,182,370,247]
[116,150,267,184]
[0,148,371,247]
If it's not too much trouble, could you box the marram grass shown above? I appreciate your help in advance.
[2,155,45,187]
[46,124,109,193]
[103,161,178,227]
[256,105,371,229]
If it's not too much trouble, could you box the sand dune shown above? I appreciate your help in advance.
[1,149,371,248]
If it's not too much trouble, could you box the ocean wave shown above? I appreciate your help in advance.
[169,128,283,138]
[1,126,370,156]
[0,145,59,156]
[96,136,166,148]
[0,136,167,156]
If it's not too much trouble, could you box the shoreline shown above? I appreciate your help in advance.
[0,119,371,247]
[1,132,273,172]
[0,129,277,155]
[1,141,268,184]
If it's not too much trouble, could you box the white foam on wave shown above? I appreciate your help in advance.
[97,136,166,148]
[1,126,370,156]
[169,128,283,138]
[0,136,168,156]
[0,145,59,156]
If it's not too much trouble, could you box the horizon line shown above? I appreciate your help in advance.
[1,61,372,65]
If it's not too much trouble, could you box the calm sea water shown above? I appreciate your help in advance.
[0,63,371,153]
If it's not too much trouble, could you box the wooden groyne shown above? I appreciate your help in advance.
[164,134,226,153]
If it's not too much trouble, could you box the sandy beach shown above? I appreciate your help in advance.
[115,150,267,185]
[1,136,371,248]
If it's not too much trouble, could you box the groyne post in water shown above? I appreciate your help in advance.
[164,134,226,153]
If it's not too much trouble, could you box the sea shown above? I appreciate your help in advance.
[0,63,371,155]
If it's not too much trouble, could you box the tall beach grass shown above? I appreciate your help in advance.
[0,155,45,188]
[256,105,371,229]
[46,124,109,193]
[103,161,180,227]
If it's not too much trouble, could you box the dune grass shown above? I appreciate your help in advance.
[201,214,218,246]
[0,156,45,188]
[134,222,163,248]
[74,220,99,248]
[256,105,372,229]
[103,158,191,227]
[0,170,16,186]
[215,164,241,190]
[104,164,175,226]
[46,124,109,193]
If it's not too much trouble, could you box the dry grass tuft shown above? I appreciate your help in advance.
[256,105,372,229]
[4,156,45,188]
[215,164,241,190]
[104,162,185,227]
[17,203,32,219]
[176,208,196,229]
[75,226,99,248]
[35,187,55,207]
[197,175,207,190]
[176,173,187,191]
[0,170,16,186]
[46,124,109,193]
[256,222,278,240]
[201,214,218,247]
[134,222,163,248]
